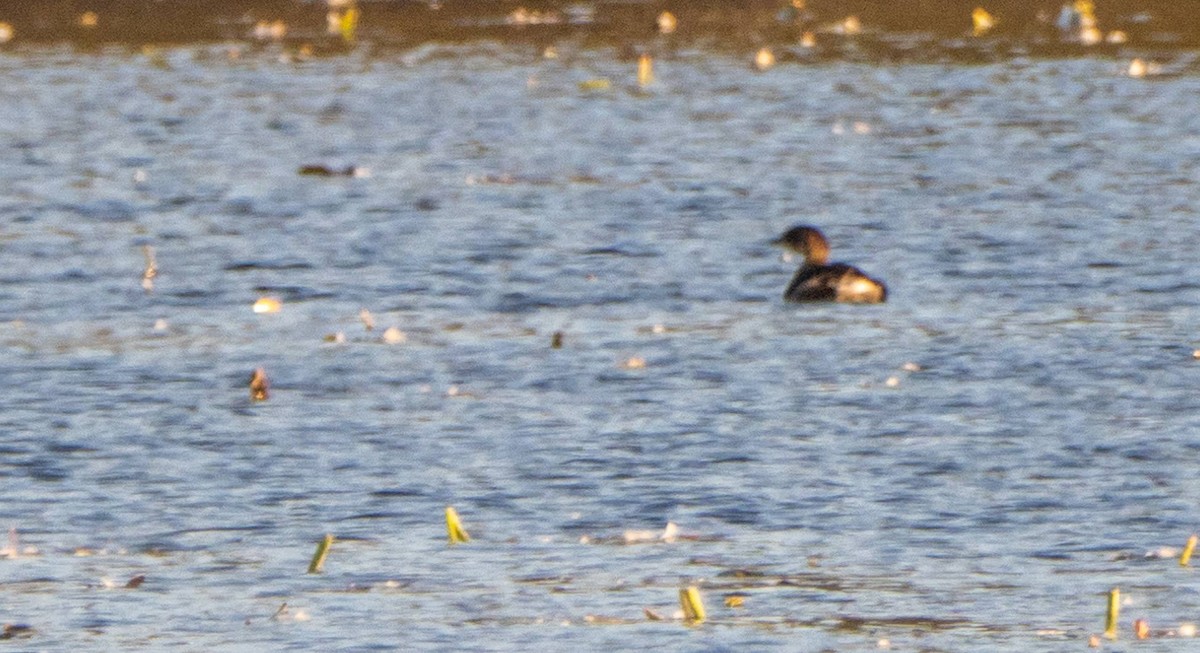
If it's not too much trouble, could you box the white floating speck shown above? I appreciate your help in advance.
[382,326,407,344]
[253,297,282,314]
[754,47,776,71]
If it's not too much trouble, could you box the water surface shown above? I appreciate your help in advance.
[1,41,1200,650]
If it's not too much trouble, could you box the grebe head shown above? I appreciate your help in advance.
[771,225,831,265]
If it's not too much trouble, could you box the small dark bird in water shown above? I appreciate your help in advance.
[772,225,887,303]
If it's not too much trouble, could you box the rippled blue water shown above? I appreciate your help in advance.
[2,43,1200,650]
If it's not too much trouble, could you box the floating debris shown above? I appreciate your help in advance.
[0,22,13,44]
[550,331,564,349]
[253,297,282,314]
[1136,546,1176,559]
[623,522,679,544]
[327,0,360,43]
[621,356,646,369]
[902,361,923,372]
[800,31,817,48]
[1135,618,1150,640]
[78,11,99,28]
[1181,623,1197,637]
[381,326,407,344]
[679,586,706,624]
[252,20,287,42]
[323,331,347,344]
[972,7,995,36]
[754,47,776,71]
[643,607,665,621]
[583,614,627,625]
[1058,0,1101,45]
[298,164,369,177]
[657,11,677,34]
[446,506,470,544]
[506,7,562,26]
[359,308,375,331]
[250,367,269,401]
[0,624,34,640]
[308,533,334,573]
[579,78,611,92]
[724,595,746,608]
[1127,58,1162,78]
[832,15,862,36]
[637,53,653,87]
[271,602,311,622]
[0,528,36,558]
[141,245,157,292]
[125,574,146,589]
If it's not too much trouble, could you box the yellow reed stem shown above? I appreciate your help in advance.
[679,586,706,624]
[446,506,470,544]
[637,53,653,87]
[1181,534,1198,566]
[307,533,334,574]
[1104,588,1119,640]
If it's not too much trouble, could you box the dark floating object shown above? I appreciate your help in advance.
[550,331,564,349]
[297,164,367,177]
[125,574,146,589]
[772,225,887,304]
[0,624,34,640]
[250,367,270,401]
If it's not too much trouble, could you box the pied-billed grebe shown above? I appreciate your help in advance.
[772,225,887,303]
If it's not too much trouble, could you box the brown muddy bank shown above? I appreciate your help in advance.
[0,0,1196,57]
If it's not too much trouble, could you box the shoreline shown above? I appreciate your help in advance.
[0,1,1196,57]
